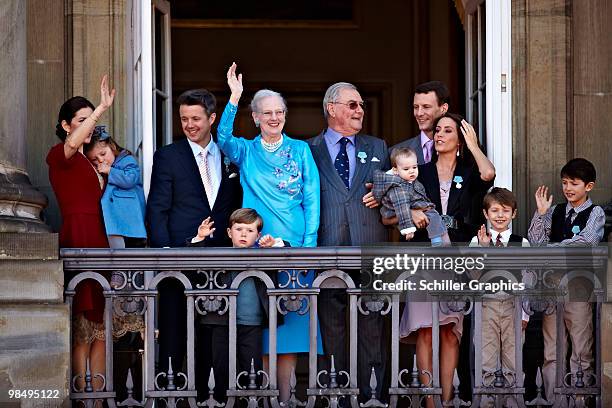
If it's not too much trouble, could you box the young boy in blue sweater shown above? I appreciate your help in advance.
[191,208,284,399]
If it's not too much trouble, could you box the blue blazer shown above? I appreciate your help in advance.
[102,151,147,238]
[146,138,242,248]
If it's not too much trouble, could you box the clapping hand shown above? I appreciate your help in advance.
[403,232,414,241]
[535,185,553,215]
[258,234,276,248]
[227,62,243,105]
[197,217,216,240]
[477,224,491,246]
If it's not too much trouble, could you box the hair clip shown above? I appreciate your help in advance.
[93,125,110,140]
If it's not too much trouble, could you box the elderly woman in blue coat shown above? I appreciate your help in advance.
[218,62,322,403]
[85,126,147,251]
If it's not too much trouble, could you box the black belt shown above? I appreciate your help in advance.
[441,214,459,230]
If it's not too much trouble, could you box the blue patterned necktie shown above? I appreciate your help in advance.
[335,137,350,189]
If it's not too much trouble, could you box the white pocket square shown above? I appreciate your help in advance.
[229,172,238,179]
[371,157,380,162]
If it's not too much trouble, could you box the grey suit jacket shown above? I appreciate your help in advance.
[307,130,390,246]
[390,134,426,165]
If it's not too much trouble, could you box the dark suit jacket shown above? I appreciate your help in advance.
[146,138,242,248]
[414,159,494,243]
[390,134,426,165]
[307,130,390,246]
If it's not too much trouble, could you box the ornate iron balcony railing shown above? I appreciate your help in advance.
[61,246,607,408]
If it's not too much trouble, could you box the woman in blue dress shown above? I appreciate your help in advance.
[218,63,323,402]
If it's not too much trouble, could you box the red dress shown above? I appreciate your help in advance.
[47,143,108,324]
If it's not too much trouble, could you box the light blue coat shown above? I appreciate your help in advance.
[217,102,320,247]
[101,151,147,238]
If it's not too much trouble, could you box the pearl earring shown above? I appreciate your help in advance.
[456,149,460,157]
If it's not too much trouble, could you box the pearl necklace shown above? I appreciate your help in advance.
[261,135,283,153]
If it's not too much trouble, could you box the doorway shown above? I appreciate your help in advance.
[169,0,465,145]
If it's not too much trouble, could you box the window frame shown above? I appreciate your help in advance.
[465,0,512,191]
[131,0,172,197]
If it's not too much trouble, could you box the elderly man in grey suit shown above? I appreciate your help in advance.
[307,82,390,400]
[391,81,449,164]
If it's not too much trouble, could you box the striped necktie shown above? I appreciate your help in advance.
[495,235,504,247]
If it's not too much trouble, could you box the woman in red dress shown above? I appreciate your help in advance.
[47,75,115,394]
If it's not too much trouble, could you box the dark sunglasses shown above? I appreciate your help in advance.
[333,100,365,110]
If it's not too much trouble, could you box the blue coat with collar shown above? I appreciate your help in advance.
[101,150,147,238]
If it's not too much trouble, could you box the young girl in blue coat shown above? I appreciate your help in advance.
[85,126,147,286]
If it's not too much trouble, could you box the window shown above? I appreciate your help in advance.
[128,0,144,168]
[129,0,172,196]
[152,0,173,151]
[466,1,486,148]
[465,0,512,190]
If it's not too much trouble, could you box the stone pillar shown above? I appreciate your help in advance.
[511,0,571,235]
[26,0,67,233]
[571,0,612,205]
[0,0,49,233]
[0,233,70,407]
[572,2,612,402]
[603,301,612,406]
[67,0,127,148]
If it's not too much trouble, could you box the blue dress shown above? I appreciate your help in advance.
[217,102,324,354]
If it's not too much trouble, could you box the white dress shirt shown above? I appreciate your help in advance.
[469,228,530,247]
[469,228,531,321]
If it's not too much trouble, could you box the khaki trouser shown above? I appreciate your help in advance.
[542,302,593,403]
[480,299,524,408]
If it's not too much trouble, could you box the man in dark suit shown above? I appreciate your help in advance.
[391,81,449,164]
[307,82,390,400]
[146,89,242,379]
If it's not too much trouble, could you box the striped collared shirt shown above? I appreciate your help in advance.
[527,198,605,246]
